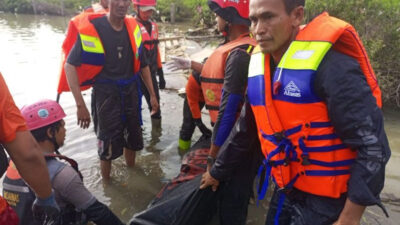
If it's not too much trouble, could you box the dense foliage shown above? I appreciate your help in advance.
[305,0,400,107]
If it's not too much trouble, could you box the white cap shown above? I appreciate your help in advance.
[140,6,156,12]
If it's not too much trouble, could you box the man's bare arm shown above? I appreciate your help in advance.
[140,66,159,114]
[65,62,91,129]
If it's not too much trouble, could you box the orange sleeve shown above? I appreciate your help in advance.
[156,23,163,69]
[0,73,28,143]
[157,46,162,69]
[186,75,204,119]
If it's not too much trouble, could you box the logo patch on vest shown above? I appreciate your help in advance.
[206,89,216,102]
[284,81,301,97]
[82,40,95,48]
[292,50,315,60]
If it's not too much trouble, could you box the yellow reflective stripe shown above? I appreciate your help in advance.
[79,34,104,54]
[248,52,264,78]
[246,45,254,54]
[134,25,142,49]
[278,41,332,71]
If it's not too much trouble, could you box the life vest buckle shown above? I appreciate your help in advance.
[273,132,286,142]
[301,154,311,165]
[267,160,277,167]
[277,186,292,195]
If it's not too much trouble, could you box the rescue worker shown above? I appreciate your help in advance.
[64,0,159,182]
[201,0,391,224]
[57,0,109,100]
[133,0,165,120]
[171,1,261,224]
[3,100,124,225]
[0,73,59,224]
[178,69,210,152]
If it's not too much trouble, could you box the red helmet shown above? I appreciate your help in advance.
[208,0,250,26]
[132,0,156,6]
[21,100,66,131]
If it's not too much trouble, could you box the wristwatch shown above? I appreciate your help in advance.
[207,155,216,167]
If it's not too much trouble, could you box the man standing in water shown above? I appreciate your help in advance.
[65,0,159,182]
[133,0,165,122]
[170,0,261,224]
[201,0,391,224]
[0,73,59,223]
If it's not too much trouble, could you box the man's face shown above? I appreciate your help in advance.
[249,0,299,55]
[55,120,66,148]
[139,9,154,21]
[215,14,228,33]
[109,0,130,19]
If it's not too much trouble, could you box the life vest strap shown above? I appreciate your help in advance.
[205,104,219,111]
[307,133,338,141]
[309,122,332,128]
[299,138,347,153]
[200,77,224,84]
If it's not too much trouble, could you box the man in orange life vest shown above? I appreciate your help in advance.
[57,0,109,99]
[132,0,165,120]
[201,0,391,224]
[64,0,159,182]
[177,68,210,152]
[0,73,59,224]
[169,0,262,224]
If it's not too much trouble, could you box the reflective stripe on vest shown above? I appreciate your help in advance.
[72,14,142,90]
[248,12,381,199]
[79,33,105,66]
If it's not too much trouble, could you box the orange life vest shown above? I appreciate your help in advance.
[247,12,382,198]
[57,14,142,93]
[201,34,257,123]
[137,19,162,70]
[139,21,158,50]
[57,8,109,94]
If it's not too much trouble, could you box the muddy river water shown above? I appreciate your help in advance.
[0,12,399,224]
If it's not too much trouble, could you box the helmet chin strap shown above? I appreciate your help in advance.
[48,128,61,155]
[222,23,230,37]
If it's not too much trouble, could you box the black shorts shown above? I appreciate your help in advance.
[91,81,143,160]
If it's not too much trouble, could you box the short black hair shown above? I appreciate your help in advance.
[31,121,62,142]
[283,0,305,14]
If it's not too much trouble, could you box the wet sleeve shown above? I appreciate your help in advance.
[315,50,391,208]
[0,73,28,143]
[210,102,259,181]
[211,48,250,147]
[52,166,96,210]
[139,46,149,68]
[66,35,83,66]
[186,74,203,120]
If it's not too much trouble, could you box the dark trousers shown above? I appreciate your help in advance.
[218,140,263,225]
[265,187,346,225]
[140,70,161,119]
[179,97,205,141]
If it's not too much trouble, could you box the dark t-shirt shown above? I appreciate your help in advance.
[67,16,148,80]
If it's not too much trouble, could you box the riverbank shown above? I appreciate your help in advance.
[0,12,399,225]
